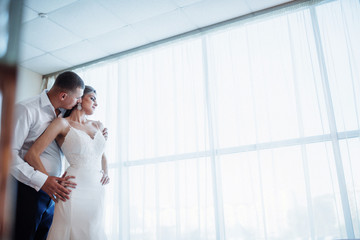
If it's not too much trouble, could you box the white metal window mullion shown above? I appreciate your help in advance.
[118,130,360,168]
[302,10,345,235]
[309,5,355,238]
[173,55,181,240]
[286,13,316,239]
[201,35,226,240]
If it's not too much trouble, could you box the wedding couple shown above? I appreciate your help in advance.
[11,71,109,240]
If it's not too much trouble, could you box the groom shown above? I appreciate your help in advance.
[11,71,89,240]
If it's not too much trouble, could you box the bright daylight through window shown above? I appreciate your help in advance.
[44,0,360,239]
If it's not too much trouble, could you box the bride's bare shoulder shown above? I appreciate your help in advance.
[52,117,71,134]
[52,117,69,127]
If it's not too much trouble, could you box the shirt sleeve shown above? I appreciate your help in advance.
[10,104,48,191]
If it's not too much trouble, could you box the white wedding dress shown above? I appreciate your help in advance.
[47,126,107,240]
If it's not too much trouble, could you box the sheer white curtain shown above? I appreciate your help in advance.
[205,0,360,238]
[45,0,360,239]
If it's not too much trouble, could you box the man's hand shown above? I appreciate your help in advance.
[102,128,108,140]
[58,171,77,189]
[41,172,76,202]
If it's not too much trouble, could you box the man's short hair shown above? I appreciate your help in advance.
[53,71,85,92]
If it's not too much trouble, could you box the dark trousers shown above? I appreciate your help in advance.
[12,179,54,240]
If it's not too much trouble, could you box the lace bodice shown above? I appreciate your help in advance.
[61,127,105,169]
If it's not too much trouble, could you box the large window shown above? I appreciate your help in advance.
[47,0,360,239]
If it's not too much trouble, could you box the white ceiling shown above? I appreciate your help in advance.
[19,0,293,75]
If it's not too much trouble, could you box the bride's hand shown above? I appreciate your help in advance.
[100,170,110,185]
[102,128,108,140]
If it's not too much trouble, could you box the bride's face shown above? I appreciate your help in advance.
[82,92,97,115]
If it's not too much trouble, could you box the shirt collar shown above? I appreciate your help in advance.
[40,90,52,107]
[40,89,57,113]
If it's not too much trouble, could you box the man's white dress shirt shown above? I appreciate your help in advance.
[11,90,63,191]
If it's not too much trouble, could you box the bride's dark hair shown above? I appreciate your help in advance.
[63,85,97,118]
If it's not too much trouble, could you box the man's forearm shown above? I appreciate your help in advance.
[11,154,48,191]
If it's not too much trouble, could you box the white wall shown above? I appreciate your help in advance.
[16,67,43,102]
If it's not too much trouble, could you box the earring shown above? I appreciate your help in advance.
[77,103,82,110]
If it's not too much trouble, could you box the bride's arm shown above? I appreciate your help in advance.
[24,118,74,202]
[100,153,110,185]
[96,121,110,185]
[24,118,68,174]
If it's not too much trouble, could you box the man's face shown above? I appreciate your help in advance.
[61,87,84,110]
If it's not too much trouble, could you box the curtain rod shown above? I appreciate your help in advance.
[43,0,332,78]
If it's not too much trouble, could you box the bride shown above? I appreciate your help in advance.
[24,85,109,240]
